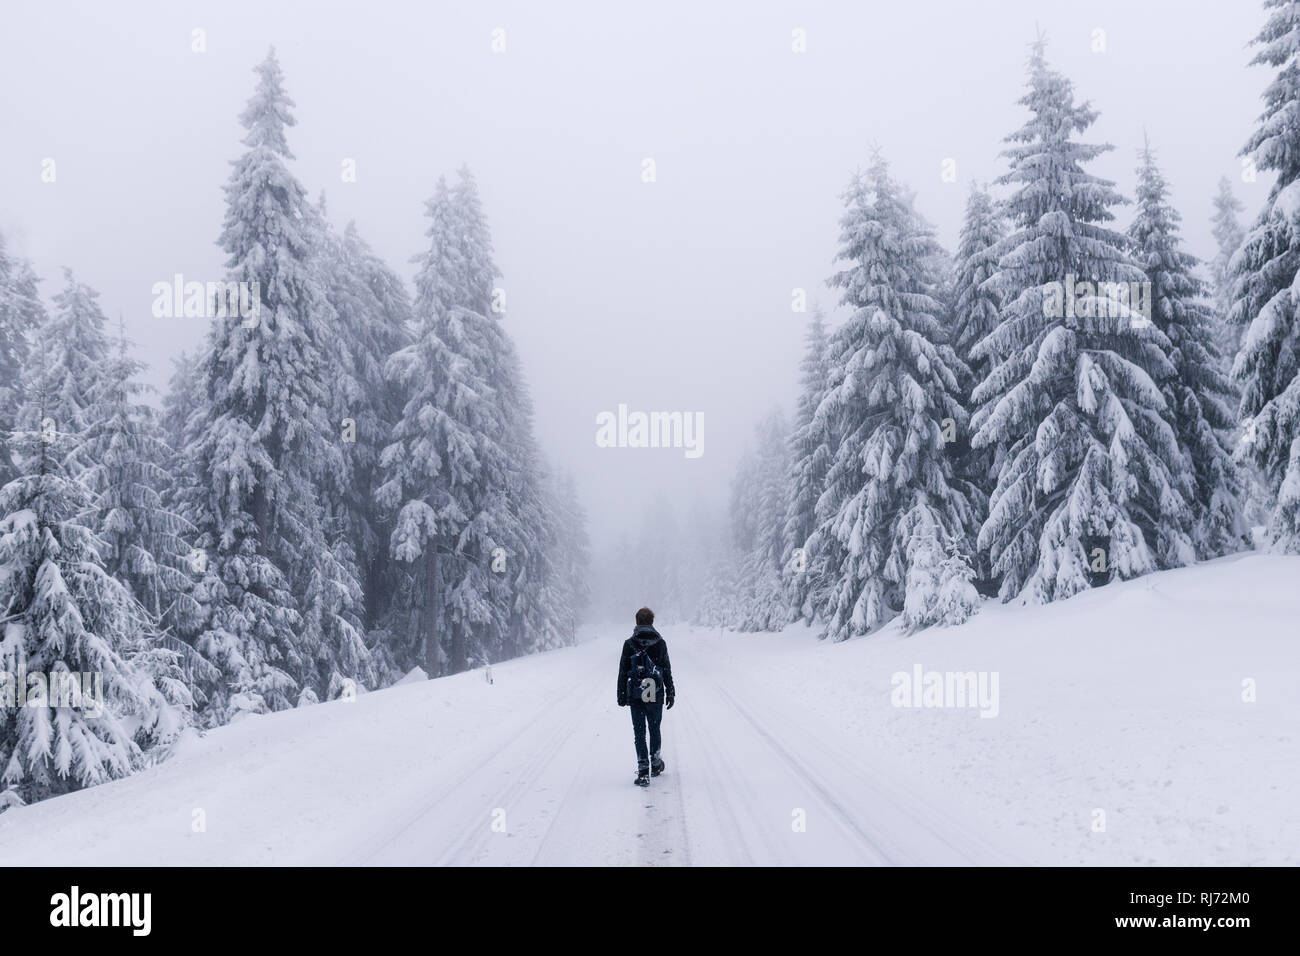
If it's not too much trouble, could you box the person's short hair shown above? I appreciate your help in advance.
[635,607,655,626]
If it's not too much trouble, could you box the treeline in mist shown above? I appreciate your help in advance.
[604,24,1298,640]
[0,49,590,806]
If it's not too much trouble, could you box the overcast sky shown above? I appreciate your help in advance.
[0,0,1272,550]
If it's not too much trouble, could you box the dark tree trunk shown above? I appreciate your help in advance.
[450,620,467,675]
[424,550,439,678]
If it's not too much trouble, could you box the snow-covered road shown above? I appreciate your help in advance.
[343,634,1012,866]
[3,554,1296,866]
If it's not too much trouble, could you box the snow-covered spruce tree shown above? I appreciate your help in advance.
[158,351,198,459]
[0,361,186,805]
[808,156,981,639]
[496,352,568,659]
[156,350,209,676]
[1210,177,1247,360]
[899,504,978,632]
[81,320,200,633]
[730,408,793,632]
[1129,145,1246,558]
[951,183,1009,589]
[1226,0,1300,552]
[693,528,744,630]
[292,195,377,700]
[379,173,511,677]
[970,45,1192,603]
[379,165,569,669]
[0,235,44,488]
[952,184,1008,384]
[452,167,573,661]
[550,470,591,643]
[14,270,111,480]
[782,306,832,623]
[174,49,370,720]
[311,211,413,684]
[321,219,412,627]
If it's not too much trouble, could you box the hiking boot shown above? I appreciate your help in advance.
[634,769,649,787]
[650,756,665,777]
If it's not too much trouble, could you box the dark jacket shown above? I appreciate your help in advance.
[617,625,675,706]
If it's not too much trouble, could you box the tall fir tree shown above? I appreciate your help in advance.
[1129,145,1246,559]
[495,346,567,659]
[159,351,198,459]
[311,210,414,684]
[81,319,199,631]
[320,219,413,630]
[292,195,375,701]
[693,541,743,629]
[1210,176,1247,360]
[952,184,1008,384]
[379,173,510,677]
[550,471,591,643]
[1227,0,1300,552]
[808,156,981,638]
[731,408,794,632]
[174,49,370,719]
[156,350,211,683]
[377,165,571,670]
[1,352,187,804]
[452,166,574,660]
[951,183,1008,588]
[0,235,44,488]
[970,44,1192,603]
[15,271,111,480]
[782,306,831,623]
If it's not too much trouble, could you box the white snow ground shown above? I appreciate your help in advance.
[0,554,1295,866]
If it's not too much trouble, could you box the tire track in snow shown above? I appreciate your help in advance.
[526,724,606,865]
[672,687,763,865]
[434,694,592,866]
[346,652,607,866]
[448,680,622,866]
[689,636,1016,865]
[681,650,873,868]
[711,681,896,864]
[664,738,694,866]
[346,632,1013,866]
[632,705,692,868]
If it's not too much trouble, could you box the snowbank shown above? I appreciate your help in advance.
[703,552,1300,865]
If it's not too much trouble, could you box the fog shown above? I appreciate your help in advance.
[0,0,1266,552]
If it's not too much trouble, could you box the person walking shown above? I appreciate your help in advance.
[616,607,676,787]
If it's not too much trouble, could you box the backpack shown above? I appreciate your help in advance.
[627,645,664,704]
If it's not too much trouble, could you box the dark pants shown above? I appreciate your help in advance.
[629,698,664,771]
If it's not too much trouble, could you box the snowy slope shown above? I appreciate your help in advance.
[0,554,1295,866]
[718,552,1300,866]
